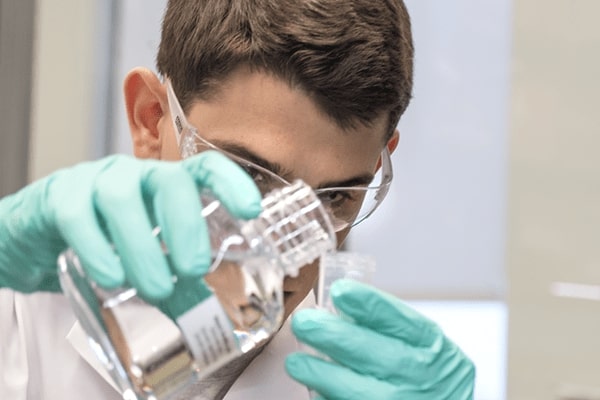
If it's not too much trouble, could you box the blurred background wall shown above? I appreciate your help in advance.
[506,1,600,399]
[27,0,115,181]
[0,0,35,196]
[2,0,600,399]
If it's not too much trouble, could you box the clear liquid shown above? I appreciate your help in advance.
[204,256,284,348]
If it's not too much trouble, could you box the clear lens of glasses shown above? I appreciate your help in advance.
[315,161,391,229]
[186,133,391,231]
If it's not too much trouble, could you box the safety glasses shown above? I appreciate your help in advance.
[166,79,393,232]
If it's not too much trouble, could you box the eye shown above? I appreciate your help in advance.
[239,163,265,183]
[318,190,354,207]
[237,162,276,194]
[241,164,265,183]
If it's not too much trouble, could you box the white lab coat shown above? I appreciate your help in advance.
[0,289,312,400]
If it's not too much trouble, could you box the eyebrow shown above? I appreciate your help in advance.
[319,173,375,189]
[213,140,375,189]
[212,141,294,179]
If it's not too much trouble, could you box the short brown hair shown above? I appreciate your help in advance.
[157,0,413,141]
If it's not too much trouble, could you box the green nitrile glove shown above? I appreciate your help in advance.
[0,151,262,303]
[286,279,475,400]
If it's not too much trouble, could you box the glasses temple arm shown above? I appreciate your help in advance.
[165,78,188,149]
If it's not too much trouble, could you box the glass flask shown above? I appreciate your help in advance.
[58,180,336,400]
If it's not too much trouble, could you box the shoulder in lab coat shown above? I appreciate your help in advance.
[0,289,313,400]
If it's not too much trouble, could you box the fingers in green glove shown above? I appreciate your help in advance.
[93,157,173,301]
[182,151,262,219]
[83,152,261,303]
[147,151,264,310]
[51,163,125,290]
[330,279,441,347]
[291,279,476,398]
[285,352,401,400]
[143,162,210,278]
[153,151,262,280]
[292,308,426,382]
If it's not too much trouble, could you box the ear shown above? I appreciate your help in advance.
[123,67,167,159]
[387,129,400,154]
[375,129,400,170]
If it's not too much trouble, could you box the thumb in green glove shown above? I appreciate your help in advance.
[0,151,262,307]
[286,279,476,400]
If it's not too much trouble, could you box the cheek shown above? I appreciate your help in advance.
[284,260,319,292]
[282,260,320,318]
[302,261,319,287]
[335,228,351,248]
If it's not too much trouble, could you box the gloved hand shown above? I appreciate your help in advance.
[286,279,475,399]
[0,151,261,303]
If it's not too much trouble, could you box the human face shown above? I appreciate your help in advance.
[159,67,390,320]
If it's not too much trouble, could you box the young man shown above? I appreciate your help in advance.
[0,0,475,399]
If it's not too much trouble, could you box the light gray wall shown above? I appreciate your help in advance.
[0,0,35,196]
[28,0,114,181]
[506,1,600,398]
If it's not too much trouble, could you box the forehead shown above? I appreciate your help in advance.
[183,68,387,187]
